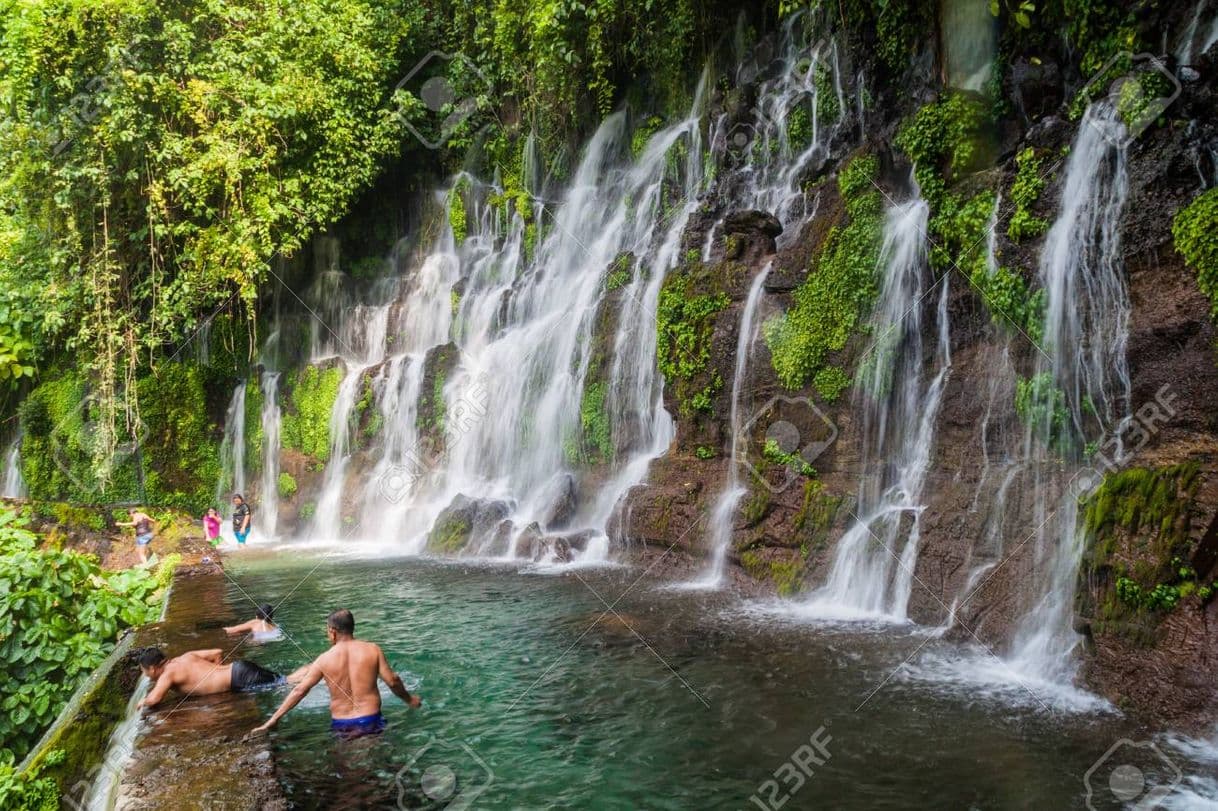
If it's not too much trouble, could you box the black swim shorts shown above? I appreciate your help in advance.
[230,659,281,692]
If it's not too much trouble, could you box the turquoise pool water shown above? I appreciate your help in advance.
[220,553,1212,809]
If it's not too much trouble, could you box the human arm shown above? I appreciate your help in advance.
[378,647,420,708]
[138,670,176,709]
[183,648,224,664]
[252,661,324,732]
[223,619,258,635]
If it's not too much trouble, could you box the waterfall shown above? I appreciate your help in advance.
[1177,0,1218,64]
[259,371,282,539]
[215,382,247,516]
[690,264,773,587]
[723,20,851,239]
[285,75,712,562]
[803,194,953,621]
[1006,102,1131,682]
[3,436,25,498]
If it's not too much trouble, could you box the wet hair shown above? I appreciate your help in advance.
[327,609,354,636]
[232,493,244,502]
[128,507,138,515]
[138,647,166,669]
[256,603,275,622]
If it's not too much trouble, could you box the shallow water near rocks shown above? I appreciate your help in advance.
[221,553,1215,809]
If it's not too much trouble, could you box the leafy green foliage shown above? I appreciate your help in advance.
[0,0,427,462]
[280,365,343,462]
[763,439,814,477]
[1014,372,1073,450]
[1007,148,1049,242]
[1173,188,1218,321]
[656,274,729,417]
[0,509,174,760]
[17,364,220,512]
[574,382,612,464]
[812,366,850,402]
[694,445,715,460]
[895,94,990,205]
[0,750,61,811]
[277,472,298,499]
[765,155,883,390]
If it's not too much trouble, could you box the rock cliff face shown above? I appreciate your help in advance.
[618,8,1218,730]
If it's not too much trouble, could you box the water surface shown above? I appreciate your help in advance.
[221,553,1213,809]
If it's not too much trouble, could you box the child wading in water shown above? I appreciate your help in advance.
[203,507,222,546]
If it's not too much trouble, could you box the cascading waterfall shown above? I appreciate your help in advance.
[804,193,953,621]
[215,382,247,516]
[259,371,282,539]
[690,264,773,587]
[309,275,397,539]
[291,75,712,562]
[1006,101,1131,682]
[720,18,851,241]
[1177,0,1218,64]
[3,436,25,498]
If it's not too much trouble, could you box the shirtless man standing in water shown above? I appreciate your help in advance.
[252,609,420,736]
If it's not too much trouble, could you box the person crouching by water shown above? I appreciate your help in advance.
[136,647,282,708]
[203,507,222,546]
[252,609,420,738]
[231,493,252,545]
[117,507,156,566]
[224,603,281,640]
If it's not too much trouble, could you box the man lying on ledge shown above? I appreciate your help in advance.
[252,608,420,737]
[137,647,282,708]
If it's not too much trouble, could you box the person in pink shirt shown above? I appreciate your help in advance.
[203,507,222,546]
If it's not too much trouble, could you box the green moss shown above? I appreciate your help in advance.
[813,64,838,126]
[740,550,803,597]
[793,480,841,544]
[765,155,884,390]
[280,364,343,462]
[277,473,297,499]
[243,377,264,475]
[1080,463,1207,632]
[655,271,730,417]
[448,183,468,244]
[579,382,611,464]
[427,514,471,554]
[1007,147,1049,242]
[17,364,220,512]
[631,116,664,158]
[1173,188,1218,322]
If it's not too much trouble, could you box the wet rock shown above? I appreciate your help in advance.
[416,342,460,457]
[427,495,511,555]
[1005,57,1063,126]
[722,209,782,264]
[540,473,579,530]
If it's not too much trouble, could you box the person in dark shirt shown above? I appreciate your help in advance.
[232,493,252,545]
[117,507,156,565]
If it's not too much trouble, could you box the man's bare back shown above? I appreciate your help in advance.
[253,608,419,734]
[137,647,282,709]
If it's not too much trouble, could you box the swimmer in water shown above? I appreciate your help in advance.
[224,603,279,638]
[252,609,420,737]
[136,647,282,709]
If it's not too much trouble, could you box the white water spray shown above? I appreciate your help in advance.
[804,193,952,621]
